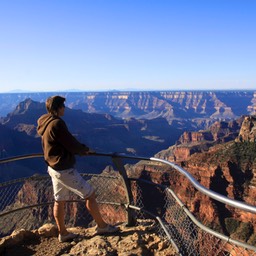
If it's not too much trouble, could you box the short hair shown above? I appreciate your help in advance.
[46,96,65,115]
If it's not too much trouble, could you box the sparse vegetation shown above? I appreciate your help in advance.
[228,142,256,165]
[202,141,256,167]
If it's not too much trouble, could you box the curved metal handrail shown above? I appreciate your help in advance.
[149,157,256,214]
[95,152,256,214]
[0,153,44,164]
[1,152,256,214]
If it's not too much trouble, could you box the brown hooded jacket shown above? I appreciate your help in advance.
[37,113,89,170]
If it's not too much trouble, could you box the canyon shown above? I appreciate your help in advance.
[1,91,256,249]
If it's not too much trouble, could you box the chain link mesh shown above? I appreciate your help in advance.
[0,171,128,237]
[133,179,256,255]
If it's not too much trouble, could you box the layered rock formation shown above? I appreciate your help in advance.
[0,91,255,120]
[156,118,243,162]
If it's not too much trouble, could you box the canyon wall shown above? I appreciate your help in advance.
[0,91,255,120]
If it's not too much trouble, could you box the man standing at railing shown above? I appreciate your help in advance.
[37,95,118,242]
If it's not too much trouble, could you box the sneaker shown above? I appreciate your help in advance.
[96,224,119,235]
[58,232,78,242]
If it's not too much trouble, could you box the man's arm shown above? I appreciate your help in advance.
[54,119,91,155]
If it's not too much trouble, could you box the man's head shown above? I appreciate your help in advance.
[46,96,66,116]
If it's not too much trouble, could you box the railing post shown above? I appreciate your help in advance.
[111,155,136,226]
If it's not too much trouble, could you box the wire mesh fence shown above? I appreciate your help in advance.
[0,171,128,237]
[131,179,256,256]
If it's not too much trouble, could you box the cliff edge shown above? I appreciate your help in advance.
[0,221,175,256]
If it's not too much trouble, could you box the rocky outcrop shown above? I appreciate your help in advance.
[178,130,213,144]
[157,118,243,162]
[236,115,256,142]
[183,143,256,235]
[178,120,243,145]
[0,221,176,256]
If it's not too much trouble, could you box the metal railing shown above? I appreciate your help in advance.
[0,152,256,255]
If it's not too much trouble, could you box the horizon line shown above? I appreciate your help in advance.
[1,88,256,94]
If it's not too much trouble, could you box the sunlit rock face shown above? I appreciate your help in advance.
[0,90,255,119]
[236,115,256,142]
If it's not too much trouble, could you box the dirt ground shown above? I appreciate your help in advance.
[1,221,177,256]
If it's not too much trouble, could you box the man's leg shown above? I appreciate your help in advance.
[53,201,69,235]
[86,192,107,228]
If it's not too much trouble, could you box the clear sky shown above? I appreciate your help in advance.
[0,0,255,92]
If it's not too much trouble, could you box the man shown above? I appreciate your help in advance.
[37,95,118,242]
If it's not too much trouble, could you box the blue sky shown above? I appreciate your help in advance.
[0,0,255,92]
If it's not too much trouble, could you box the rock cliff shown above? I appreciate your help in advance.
[156,118,243,162]
[236,115,256,142]
[0,91,255,120]
[142,115,256,243]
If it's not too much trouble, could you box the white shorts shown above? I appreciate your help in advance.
[48,166,94,201]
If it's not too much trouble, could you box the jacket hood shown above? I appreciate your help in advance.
[37,114,58,136]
